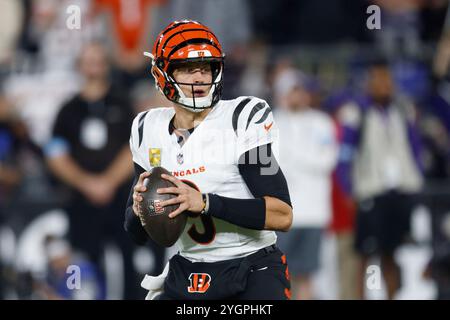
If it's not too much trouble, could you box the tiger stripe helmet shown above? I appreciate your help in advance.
[144,20,225,112]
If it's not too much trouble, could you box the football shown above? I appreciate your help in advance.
[138,166,187,247]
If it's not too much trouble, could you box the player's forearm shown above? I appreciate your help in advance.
[123,162,148,245]
[263,196,293,232]
[206,194,265,230]
[46,154,90,191]
[206,194,292,231]
[124,206,148,245]
[102,146,133,188]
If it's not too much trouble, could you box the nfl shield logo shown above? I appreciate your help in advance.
[149,148,161,166]
[177,153,184,164]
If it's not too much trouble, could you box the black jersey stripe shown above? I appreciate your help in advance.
[245,102,266,130]
[255,106,272,124]
[232,97,252,135]
[138,111,149,147]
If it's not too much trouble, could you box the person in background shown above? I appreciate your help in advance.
[345,60,424,299]
[44,42,141,299]
[274,68,339,300]
[35,236,105,300]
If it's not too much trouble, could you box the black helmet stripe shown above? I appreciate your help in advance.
[155,21,192,54]
[167,38,221,59]
[159,28,209,54]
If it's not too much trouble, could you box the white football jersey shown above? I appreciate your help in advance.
[129,96,279,262]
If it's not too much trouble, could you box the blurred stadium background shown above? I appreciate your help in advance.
[0,0,450,300]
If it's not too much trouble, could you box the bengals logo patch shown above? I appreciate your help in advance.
[187,273,211,293]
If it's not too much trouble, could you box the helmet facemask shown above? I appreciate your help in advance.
[154,58,224,113]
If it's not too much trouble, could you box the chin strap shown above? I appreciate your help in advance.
[171,68,222,112]
[175,83,215,112]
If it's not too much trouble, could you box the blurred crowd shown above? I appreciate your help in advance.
[0,0,450,300]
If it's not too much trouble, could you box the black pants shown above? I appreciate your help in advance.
[157,245,291,300]
[354,191,416,256]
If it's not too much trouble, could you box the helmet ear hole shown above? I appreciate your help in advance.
[163,87,171,96]
[156,59,165,69]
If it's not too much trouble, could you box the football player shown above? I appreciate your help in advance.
[124,20,293,300]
